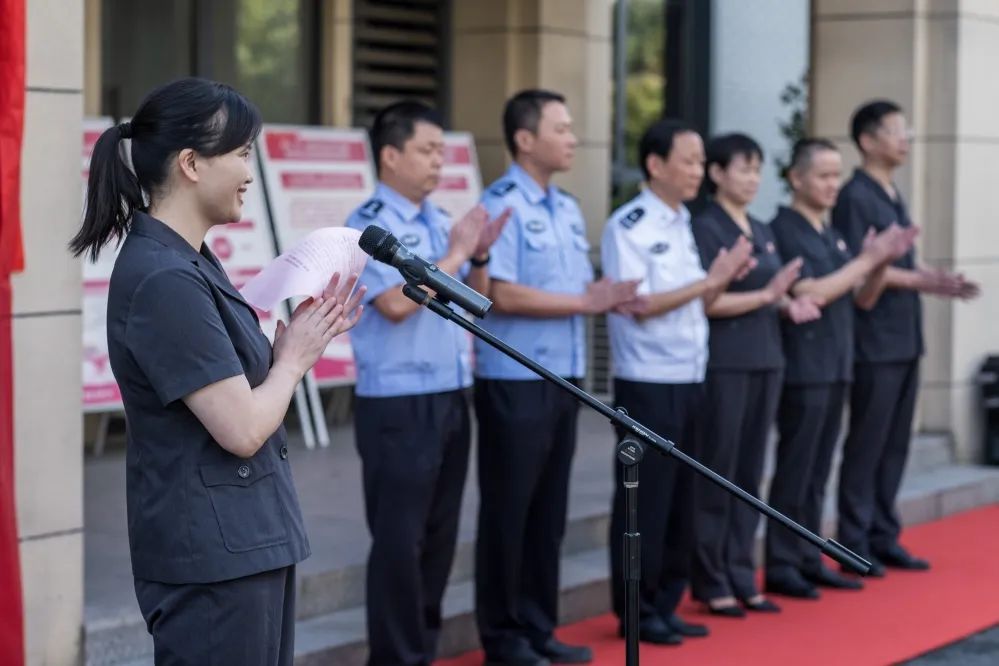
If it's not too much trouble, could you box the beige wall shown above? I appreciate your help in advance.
[321,0,353,127]
[12,0,86,663]
[450,0,614,243]
[812,0,999,461]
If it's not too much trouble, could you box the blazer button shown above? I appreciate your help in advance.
[279,446,289,460]
[237,464,251,479]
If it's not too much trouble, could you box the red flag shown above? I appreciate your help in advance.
[0,0,27,663]
[0,0,26,273]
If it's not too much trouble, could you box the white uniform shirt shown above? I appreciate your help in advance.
[601,188,709,383]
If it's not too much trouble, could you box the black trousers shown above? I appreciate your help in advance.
[838,360,920,558]
[355,390,471,666]
[691,368,782,601]
[134,565,296,666]
[608,379,704,623]
[474,378,580,658]
[767,382,847,578]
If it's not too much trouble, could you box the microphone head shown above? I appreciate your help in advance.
[358,224,395,261]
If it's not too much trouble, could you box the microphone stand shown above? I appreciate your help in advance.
[400,283,871,666]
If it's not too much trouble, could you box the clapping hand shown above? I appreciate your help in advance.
[273,272,366,374]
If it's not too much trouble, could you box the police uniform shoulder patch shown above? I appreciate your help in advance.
[359,199,384,219]
[650,242,670,255]
[620,206,645,230]
[490,180,518,197]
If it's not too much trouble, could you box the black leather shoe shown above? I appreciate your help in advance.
[532,638,593,664]
[707,602,746,618]
[485,642,552,666]
[875,544,930,571]
[742,597,781,613]
[665,614,709,638]
[618,615,683,645]
[485,653,551,666]
[766,573,820,599]
[804,565,864,590]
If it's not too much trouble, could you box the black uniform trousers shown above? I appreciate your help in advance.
[609,379,703,623]
[691,369,782,601]
[474,378,580,658]
[838,360,920,558]
[767,382,847,578]
[354,390,471,666]
[134,565,296,666]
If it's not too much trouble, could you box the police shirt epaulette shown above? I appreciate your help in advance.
[490,181,517,197]
[358,199,384,219]
[557,187,578,201]
[436,205,451,217]
[620,206,645,229]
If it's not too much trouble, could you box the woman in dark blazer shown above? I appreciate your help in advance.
[689,133,820,617]
[69,78,363,665]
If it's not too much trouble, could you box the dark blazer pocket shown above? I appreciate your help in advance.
[200,459,289,553]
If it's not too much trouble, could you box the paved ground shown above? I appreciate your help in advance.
[903,624,999,665]
[84,402,620,626]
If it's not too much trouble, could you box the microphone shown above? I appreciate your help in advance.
[358,225,492,318]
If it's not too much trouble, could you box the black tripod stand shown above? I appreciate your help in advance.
[401,283,870,665]
[617,437,644,666]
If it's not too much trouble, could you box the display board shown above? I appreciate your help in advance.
[257,125,378,387]
[81,117,120,413]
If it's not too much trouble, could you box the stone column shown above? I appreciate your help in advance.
[321,0,353,127]
[450,0,614,242]
[12,0,86,663]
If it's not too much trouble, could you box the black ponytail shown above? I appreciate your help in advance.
[70,124,142,261]
[69,77,262,261]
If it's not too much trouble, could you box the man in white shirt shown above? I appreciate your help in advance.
[603,118,752,645]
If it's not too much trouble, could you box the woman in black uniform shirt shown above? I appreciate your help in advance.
[69,78,364,665]
[690,133,820,616]
[765,139,915,598]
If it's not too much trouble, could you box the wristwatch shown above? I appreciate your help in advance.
[471,253,491,267]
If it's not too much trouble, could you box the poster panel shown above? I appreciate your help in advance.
[257,125,377,386]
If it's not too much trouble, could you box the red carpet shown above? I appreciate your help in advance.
[438,504,999,666]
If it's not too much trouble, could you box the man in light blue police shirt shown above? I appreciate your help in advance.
[345,101,509,666]
[474,89,640,666]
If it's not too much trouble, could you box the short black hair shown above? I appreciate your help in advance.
[502,89,566,157]
[705,133,764,193]
[850,100,903,151]
[370,100,444,170]
[638,118,698,180]
[786,137,839,181]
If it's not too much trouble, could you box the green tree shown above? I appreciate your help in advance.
[776,72,810,191]
[623,0,665,166]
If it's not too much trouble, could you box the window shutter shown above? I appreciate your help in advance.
[352,0,449,127]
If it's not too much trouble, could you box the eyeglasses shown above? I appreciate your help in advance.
[878,126,915,141]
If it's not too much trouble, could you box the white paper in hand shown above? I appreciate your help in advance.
[240,227,368,312]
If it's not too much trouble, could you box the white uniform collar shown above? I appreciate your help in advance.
[638,187,689,227]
